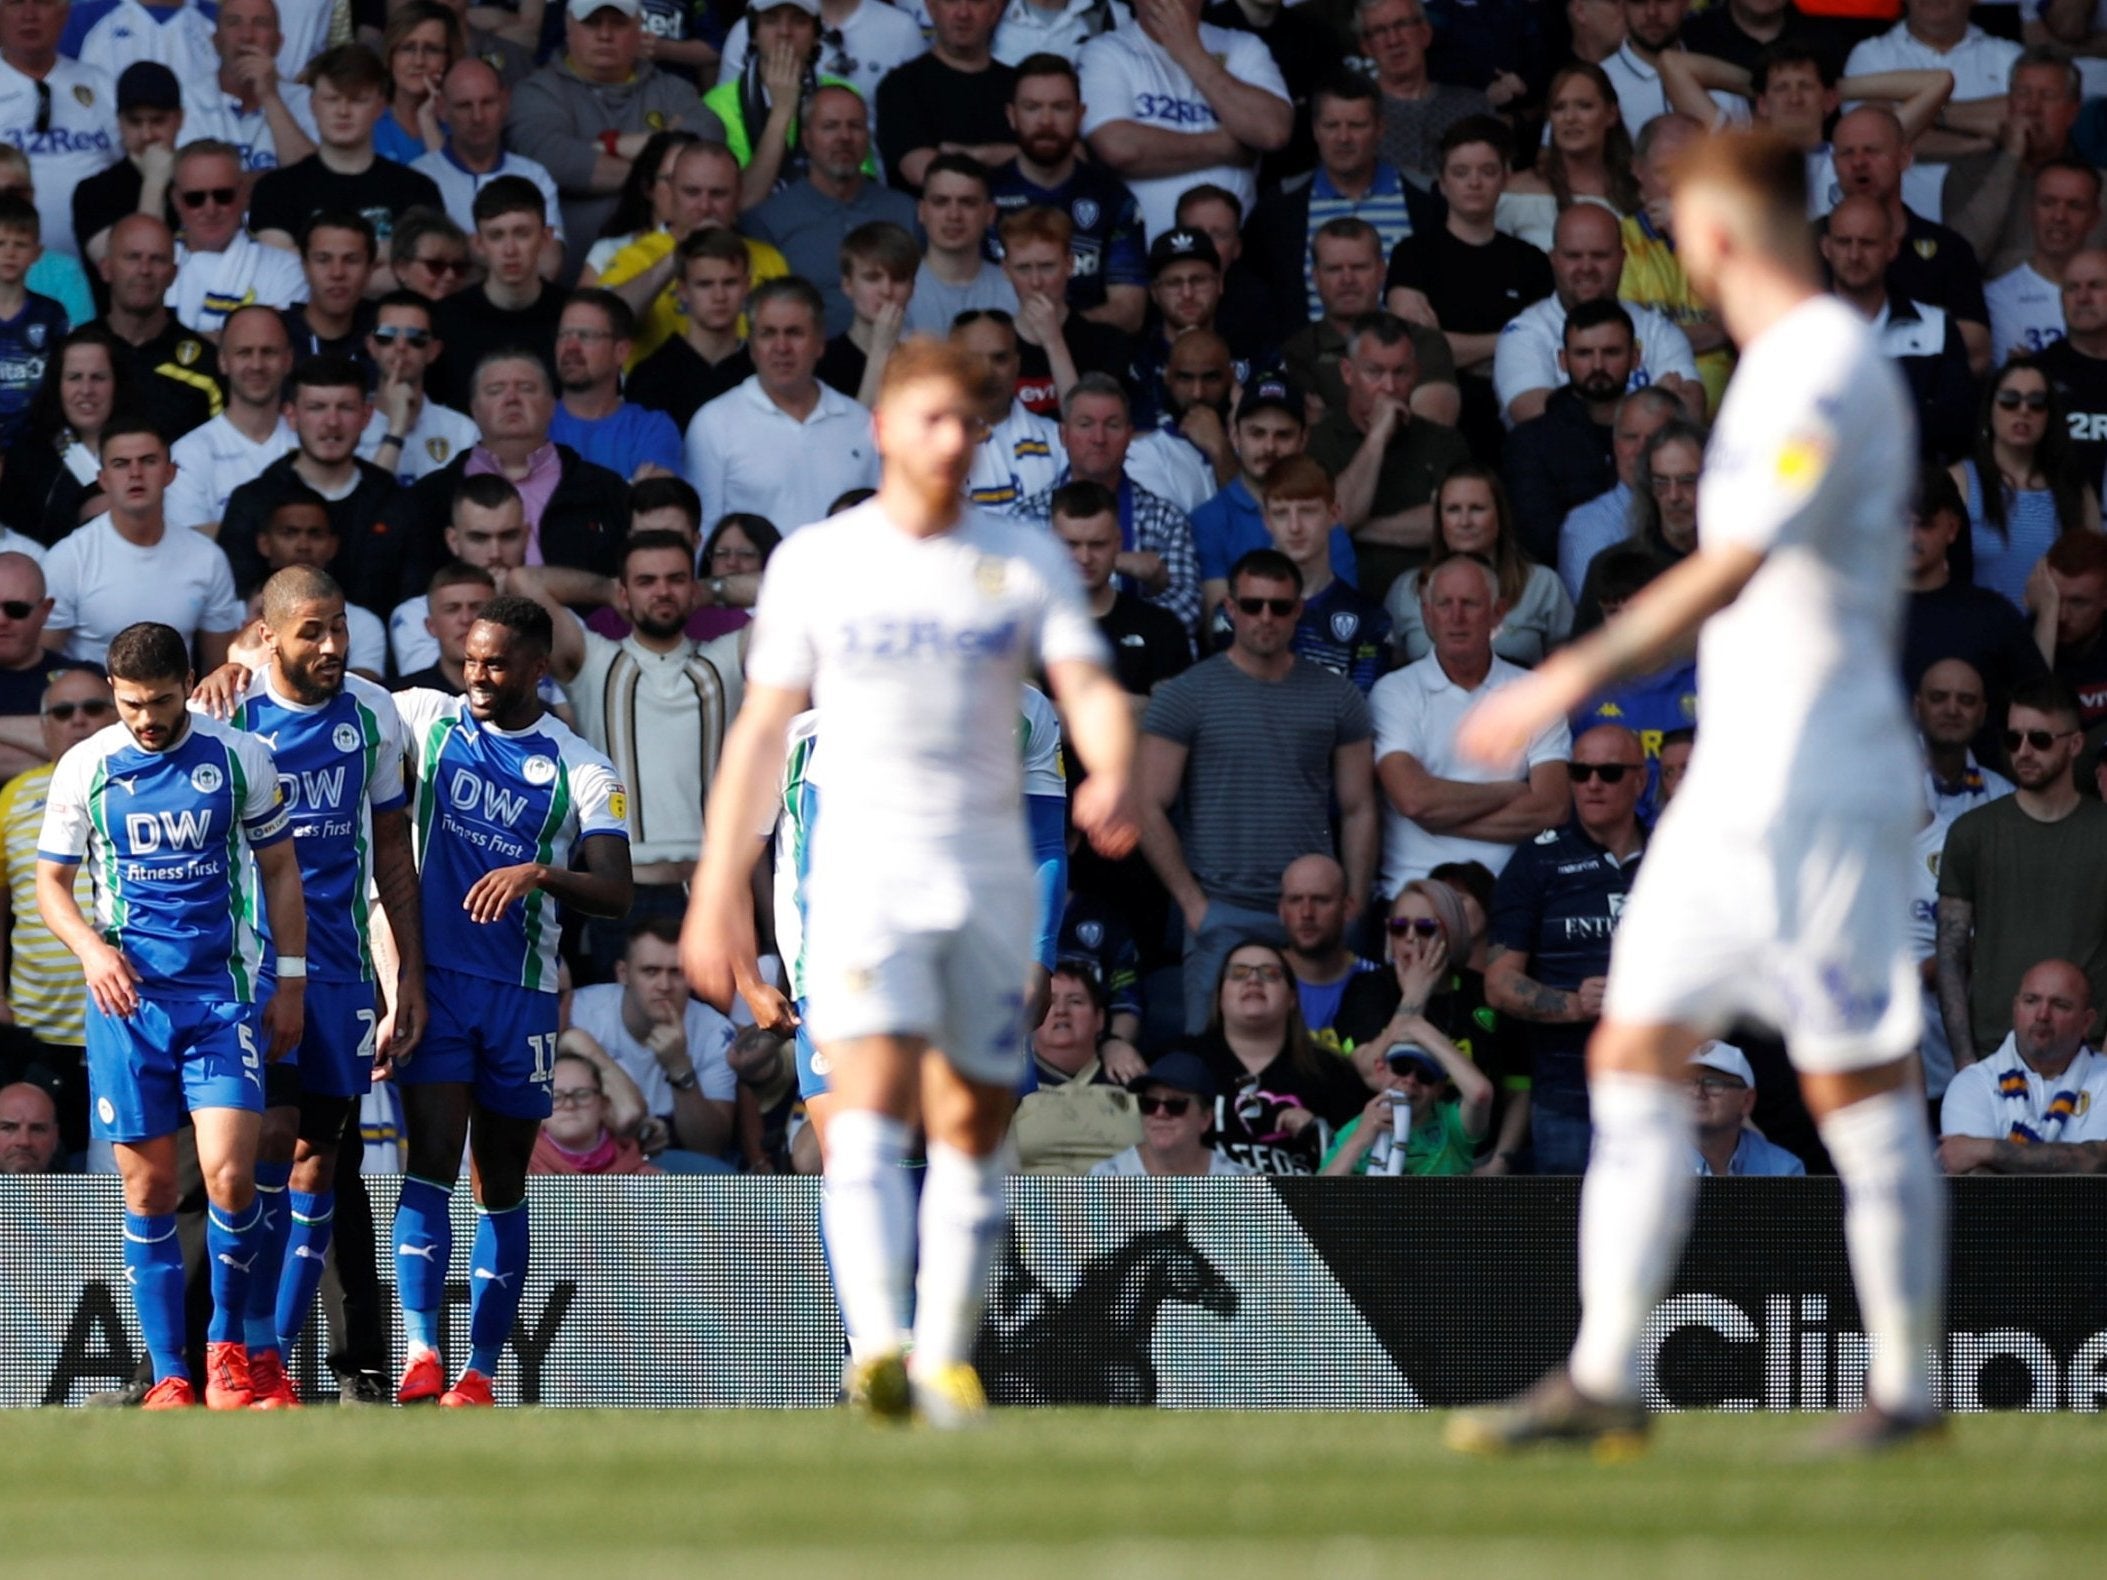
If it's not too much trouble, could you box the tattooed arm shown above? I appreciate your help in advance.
[1484,943,1589,1024]
[1936,896,1978,1068]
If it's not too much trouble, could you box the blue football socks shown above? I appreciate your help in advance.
[123,1210,187,1381]
[393,1175,453,1353]
[275,1187,335,1352]
[466,1201,529,1377]
[206,1197,265,1345]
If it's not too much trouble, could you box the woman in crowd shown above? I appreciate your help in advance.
[1499,63,1639,250]
[530,1052,659,1176]
[693,512,781,639]
[1952,356,2099,613]
[1335,874,1531,1172]
[0,327,133,547]
[1194,942,1365,1175]
[579,130,703,284]
[374,2,464,164]
[1388,464,1573,665]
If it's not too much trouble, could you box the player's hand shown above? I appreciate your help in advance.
[189,662,252,719]
[1100,1036,1148,1084]
[462,862,547,923]
[1072,772,1140,860]
[82,942,140,1018]
[736,974,799,1034]
[1456,670,1566,769]
[262,981,305,1061]
[1937,1135,1999,1175]
[375,970,425,1076]
[1573,976,1608,1020]
[681,898,757,1016]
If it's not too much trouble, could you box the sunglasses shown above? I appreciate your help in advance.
[1386,916,1442,937]
[1235,596,1297,617]
[1137,1095,1193,1117]
[0,599,38,619]
[412,256,470,277]
[43,699,114,722]
[178,186,238,209]
[1690,1075,1747,1093]
[1568,762,1641,783]
[1995,390,2050,412]
[1225,962,1285,984]
[2006,727,2078,752]
[370,326,432,347]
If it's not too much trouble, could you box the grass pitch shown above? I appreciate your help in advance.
[2,1408,2097,1579]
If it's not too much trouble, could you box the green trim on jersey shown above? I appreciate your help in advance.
[225,742,256,1003]
[413,715,452,859]
[86,758,124,941]
[349,697,383,978]
[519,761,574,991]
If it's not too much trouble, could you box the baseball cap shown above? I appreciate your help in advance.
[1147,227,1221,279]
[1129,1050,1217,1103]
[567,0,642,18]
[1385,1042,1447,1083]
[747,0,821,14]
[117,62,181,115]
[1235,373,1304,426]
[1689,1041,1754,1087]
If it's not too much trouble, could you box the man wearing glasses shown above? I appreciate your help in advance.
[165,140,307,338]
[355,290,478,485]
[0,0,120,262]
[1685,1042,1804,1177]
[0,554,100,779]
[1938,675,2107,1066]
[1483,723,1648,1174]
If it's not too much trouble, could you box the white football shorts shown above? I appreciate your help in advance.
[801,862,1034,1087]
[1603,805,1922,1073]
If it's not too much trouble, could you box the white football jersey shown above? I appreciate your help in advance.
[1680,294,1919,827]
[746,501,1105,872]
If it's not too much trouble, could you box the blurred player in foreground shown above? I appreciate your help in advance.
[37,622,308,1409]
[1447,131,1946,1456]
[684,338,1139,1426]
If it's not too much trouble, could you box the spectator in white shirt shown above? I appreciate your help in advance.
[165,139,307,335]
[0,0,119,261]
[1845,0,2022,217]
[1078,0,1292,240]
[179,0,318,175]
[1938,957,2107,1173]
[1370,554,1570,896]
[684,275,877,533]
[166,302,295,532]
[1986,159,2100,362]
[356,290,480,484]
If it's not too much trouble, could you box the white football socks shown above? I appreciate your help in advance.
[1818,1086,1946,1418]
[911,1141,1008,1376]
[822,1110,915,1357]
[1567,1073,1698,1405]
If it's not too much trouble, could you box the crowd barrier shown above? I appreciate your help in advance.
[4,1177,2103,1410]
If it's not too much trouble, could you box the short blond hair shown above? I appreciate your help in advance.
[875,335,1003,414]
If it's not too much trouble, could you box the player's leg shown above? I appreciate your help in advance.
[821,1033,925,1406]
[447,1103,542,1406]
[190,1102,266,1410]
[244,1093,299,1407]
[911,1056,1016,1426]
[269,1090,355,1400]
[1800,1057,1946,1447]
[394,1079,470,1399]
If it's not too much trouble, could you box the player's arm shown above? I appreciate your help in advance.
[253,835,307,1059]
[466,829,634,926]
[36,858,138,1016]
[1935,894,1978,1068]
[684,681,807,1015]
[1457,544,1763,768]
[1045,657,1139,859]
[370,807,425,1065]
[1334,738,1378,918]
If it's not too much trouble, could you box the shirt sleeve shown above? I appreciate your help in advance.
[36,745,92,862]
[686,1002,739,1102]
[1935,812,1976,902]
[196,540,245,635]
[564,747,631,841]
[742,533,821,693]
[363,686,409,814]
[1224,33,1289,105]
[1370,672,1422,762]
[1140,668,1200,746]
[1697,343,1852,558]
[1492,311,1558,413]
[1938,1062,2001,1139]
[1334,680,1374,747]
[1635,309,1700,384]
[236,735,292,846]
[42,538,79,633]
[1077,37,1138,136]
[686,403,726,521]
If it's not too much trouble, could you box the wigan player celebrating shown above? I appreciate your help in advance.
[1450,131,1945,1456]
[36,621,307,1410]
[210,566,427,1408]
[392,597,631,1408]
[685,339,1139,1426]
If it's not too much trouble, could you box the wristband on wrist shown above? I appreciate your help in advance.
[276,955,308,980]
[380,431,408,447]
[668,1069,699,1092]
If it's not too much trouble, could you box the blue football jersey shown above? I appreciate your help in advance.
[228,674,409,984]
[39,715,290,1001]
[396,689,628,993]
[0,292,67,448]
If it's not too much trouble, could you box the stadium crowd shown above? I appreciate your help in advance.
[5,0,2107,1251]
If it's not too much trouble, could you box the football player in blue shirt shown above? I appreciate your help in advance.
[391,597,632,1406]
[212,566,428,1408]
[36,621,308,1409]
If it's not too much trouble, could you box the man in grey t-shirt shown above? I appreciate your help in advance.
[1138,547,1379,1032]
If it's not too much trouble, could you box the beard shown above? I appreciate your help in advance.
[1575,370,1625,403]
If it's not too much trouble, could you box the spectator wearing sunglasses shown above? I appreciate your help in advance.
[0,555,96,775]
[1950,357,2097,616]
[1938,676,2107,1064]
[1088,1051,1251,1177]
[165,140,309,338]
[355,290,479,485]
[389,205,473,302]
[0,0,119,264]
[0,668,113,1126]
[1484,723,1647,1175]
[1320,1027,1491,1178]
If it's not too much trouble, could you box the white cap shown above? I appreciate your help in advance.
[1689,1041,1755,1087]
[749,0,821,14]
[567,0,641,19]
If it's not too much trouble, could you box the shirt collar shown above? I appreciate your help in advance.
[469,440,559,479]
[1312,163,1404,203]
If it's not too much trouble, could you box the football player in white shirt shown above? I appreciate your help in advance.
[683,337,1139,1428]
[1449,131,1946,1457]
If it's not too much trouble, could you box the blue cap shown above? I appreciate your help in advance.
[1385,1042,1446,1083]
[1129,1050,1217,1102]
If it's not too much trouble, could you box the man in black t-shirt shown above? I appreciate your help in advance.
[875,0,1017,194]
[247,44,444,264]
[280,212,379,374]
[1901,465,2047,699]
[1051,479,1192,699]
[91,214,224,446]
[428,177,569,410]
[1680,0,1847,77]
[2038,250,2107,497]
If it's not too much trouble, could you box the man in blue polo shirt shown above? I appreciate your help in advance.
[1484,722,1647,1174]
[1687,1041,1805,1177]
